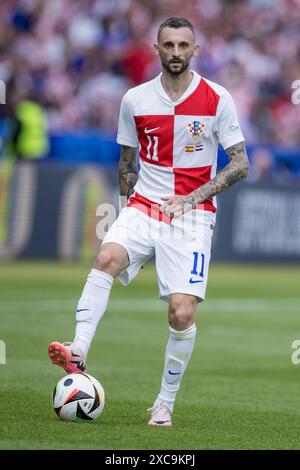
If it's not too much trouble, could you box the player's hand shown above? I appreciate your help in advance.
[160,195,196,218]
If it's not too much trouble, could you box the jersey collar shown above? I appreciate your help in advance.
[155,70,201,105]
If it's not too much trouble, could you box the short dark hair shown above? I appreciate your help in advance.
[157,17,195,42]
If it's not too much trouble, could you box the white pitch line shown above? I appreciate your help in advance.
[0,298,299,312]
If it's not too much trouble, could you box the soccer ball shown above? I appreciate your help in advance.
[52,373,105,422]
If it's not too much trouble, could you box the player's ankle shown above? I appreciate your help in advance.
[154,397,174,414]
[72,338,88,359]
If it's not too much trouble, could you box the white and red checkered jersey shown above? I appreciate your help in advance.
[117,70,244,217]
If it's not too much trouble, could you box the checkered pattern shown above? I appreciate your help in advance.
[117,71,244,214]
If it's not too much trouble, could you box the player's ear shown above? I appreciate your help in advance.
[153,43,160,56]
[193,43,200,57]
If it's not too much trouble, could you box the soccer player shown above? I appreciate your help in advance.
[48,17,249,427]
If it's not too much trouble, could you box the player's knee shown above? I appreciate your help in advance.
[168,298,197,330]
[94,249,121,275]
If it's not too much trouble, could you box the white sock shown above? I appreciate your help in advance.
[154,323,197,413]
[73,268,113,358]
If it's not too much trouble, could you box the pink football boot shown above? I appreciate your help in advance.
[48,341,86,374]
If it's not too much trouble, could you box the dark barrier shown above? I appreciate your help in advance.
[0,162,115,260]
[0,162,299,262]
[213,181,300,262]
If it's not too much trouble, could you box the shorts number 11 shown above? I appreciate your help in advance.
[191,252,205,278]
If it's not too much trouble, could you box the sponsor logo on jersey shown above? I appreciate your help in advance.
[185,121,205,153]
[189,277,204,284]
[144,126,160,134]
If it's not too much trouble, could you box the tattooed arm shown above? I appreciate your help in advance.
[161,141,249,218]
[188,141,249,205]
[119,145,138,208]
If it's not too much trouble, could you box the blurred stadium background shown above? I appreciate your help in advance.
[0,0,300,261]
[1,0,300,450]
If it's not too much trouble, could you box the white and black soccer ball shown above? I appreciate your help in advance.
[52,373,105,422]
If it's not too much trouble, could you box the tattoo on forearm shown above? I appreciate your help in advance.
[187,141,249,206]
[119,145,138,198]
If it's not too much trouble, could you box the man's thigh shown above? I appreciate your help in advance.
[155,217,214,302]
[102,207,155,285]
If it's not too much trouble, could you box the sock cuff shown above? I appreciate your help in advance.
[169,323,196,340]
[87,268,114,289]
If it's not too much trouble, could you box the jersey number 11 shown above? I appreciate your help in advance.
[146,136,159,161]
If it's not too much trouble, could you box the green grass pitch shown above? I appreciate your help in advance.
[0,261,300,450]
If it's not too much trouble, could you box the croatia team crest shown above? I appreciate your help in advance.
[185,121,205,152]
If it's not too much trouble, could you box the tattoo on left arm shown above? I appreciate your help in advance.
[186,141,249,207]
[119,145,138,199]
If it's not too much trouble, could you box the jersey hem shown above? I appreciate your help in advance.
[127,192,217,224]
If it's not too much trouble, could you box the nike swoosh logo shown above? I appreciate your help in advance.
[168,370,181,375]
[189,278,204,284]
[144,127,160,134]
[76,309,90,313]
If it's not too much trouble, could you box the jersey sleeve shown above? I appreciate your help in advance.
[116,92,139,148]
[216,91,245,150]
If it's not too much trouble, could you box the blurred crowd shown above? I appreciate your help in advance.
[0,0,300,146]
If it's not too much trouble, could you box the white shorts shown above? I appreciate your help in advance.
[102,207,215,302]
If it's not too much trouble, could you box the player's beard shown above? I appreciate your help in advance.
[161,56,191,75]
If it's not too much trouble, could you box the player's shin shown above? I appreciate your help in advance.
[73,268,114,358]
[154,323,197,413]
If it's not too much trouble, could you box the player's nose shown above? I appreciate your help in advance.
[172,45,181,56]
